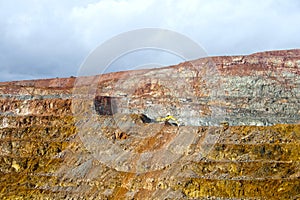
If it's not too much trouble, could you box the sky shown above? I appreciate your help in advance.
[0,0,300,81]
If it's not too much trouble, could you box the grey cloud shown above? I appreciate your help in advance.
[0,0,299,81]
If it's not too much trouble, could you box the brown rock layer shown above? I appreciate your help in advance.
[0,49,299,199]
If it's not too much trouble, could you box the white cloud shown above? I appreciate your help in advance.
[69,0,155,48]
[0,0,299,81]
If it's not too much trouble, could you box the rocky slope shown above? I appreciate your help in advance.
[0,49,299,199]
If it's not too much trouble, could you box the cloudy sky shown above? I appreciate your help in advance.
[0,0,300,81]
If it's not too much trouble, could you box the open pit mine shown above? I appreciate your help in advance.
[0,49,300,199]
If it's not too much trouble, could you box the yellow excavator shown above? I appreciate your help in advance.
[156,115,179,126]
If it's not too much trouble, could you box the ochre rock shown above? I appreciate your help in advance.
[0,49,299,199]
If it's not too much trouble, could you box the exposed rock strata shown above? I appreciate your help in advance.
[0,49,299,199]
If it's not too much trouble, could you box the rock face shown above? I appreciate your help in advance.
[0,49,300,199]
